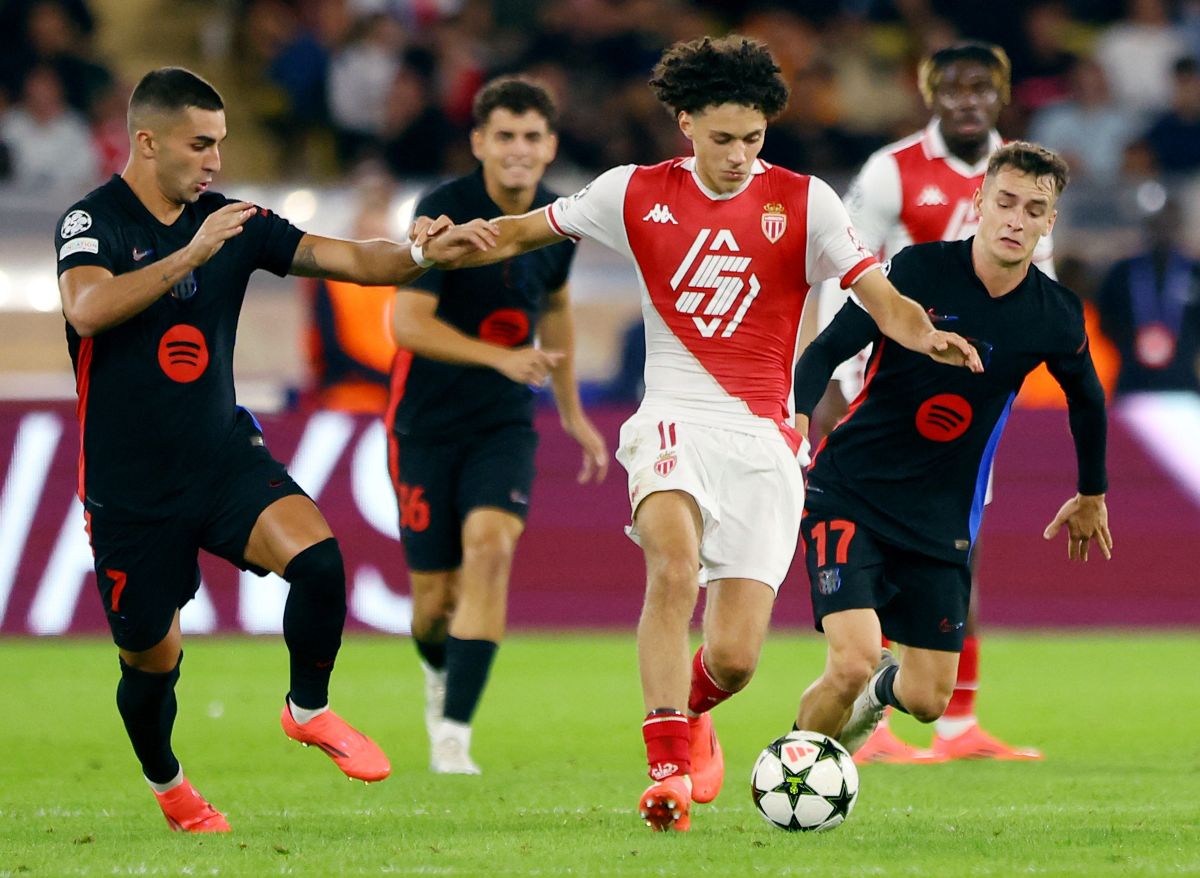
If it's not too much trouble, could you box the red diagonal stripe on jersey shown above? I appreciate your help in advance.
[74,337,93,502]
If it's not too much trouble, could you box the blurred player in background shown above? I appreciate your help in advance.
[792,142,1112,764]
[54,67,494,832]
[804,42,1049,764]
[387,76,608,775]
[426,36,981,831]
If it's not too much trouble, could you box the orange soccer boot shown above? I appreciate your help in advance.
[853,719,942,765]
[930,723,1043,761]
[154,777,231,833]
[638,774,692,832]
[687,712,724,803]
[280,704,392,782]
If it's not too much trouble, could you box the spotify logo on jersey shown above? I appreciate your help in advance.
[479,308,530,347]
[915,393,972,441]
[157,324,210,383]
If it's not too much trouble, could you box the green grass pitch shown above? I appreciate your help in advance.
[3,632,1198,877]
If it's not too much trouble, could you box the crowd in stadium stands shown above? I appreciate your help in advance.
[0,0,1197,397]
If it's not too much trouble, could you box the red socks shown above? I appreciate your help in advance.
[642,710,690,781]
[944,635,979,718]
[687,647,733,715]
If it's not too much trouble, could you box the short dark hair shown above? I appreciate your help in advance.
[919,41,1012,106]
[985,141,1070,198]
[128,67,223,127]
[649,35,789,119]
[472,76,557,130]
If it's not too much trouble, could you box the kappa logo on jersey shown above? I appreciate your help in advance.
[669,228,761,338]
[157,324,210,383]
[916,185,949,206]
[761,202,786,244]
[642,203,678,224]
[60,210,92,239]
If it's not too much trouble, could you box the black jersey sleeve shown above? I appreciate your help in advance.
[794,299,880,416]
[1045,315,1108,495]
[54,202,119,276]
[239,204,305,277]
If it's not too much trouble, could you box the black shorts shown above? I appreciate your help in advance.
[389,422,537,571]
[800,506,970,652]
[87,409,308,652]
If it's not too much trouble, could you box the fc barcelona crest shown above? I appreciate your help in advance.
[654,451,677,478]
[761,202,786,244]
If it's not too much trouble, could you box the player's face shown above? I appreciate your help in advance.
[932,61,1002,145]
[143,107,227,205]
[471,108,557,195]
[973,167,1057,267]
[678,104,767,194]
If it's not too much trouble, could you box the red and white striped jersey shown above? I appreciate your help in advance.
[546,157,878,449]
[843,120,1054,272]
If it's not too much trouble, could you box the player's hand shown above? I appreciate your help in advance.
[562,412,609,484]
[407,214,454,243]
[1043,493,1112,561]
[926,330,984,372]
[421,218,500,265]
[185,202,256,267]
[496,346,563,386]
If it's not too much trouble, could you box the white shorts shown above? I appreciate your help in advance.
[615,413,806,591]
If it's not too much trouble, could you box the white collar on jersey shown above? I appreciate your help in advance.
[922,120,1002,178]
[677,156,767,201]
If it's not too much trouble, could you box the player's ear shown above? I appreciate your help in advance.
[469,127,486,162]
[677,111,694,141]
[133,128,156,159]
[544,131,558,163]
[1044,208,1058,236]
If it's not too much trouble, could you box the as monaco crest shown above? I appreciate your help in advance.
[654,451,677,478]
[761,202,786,244]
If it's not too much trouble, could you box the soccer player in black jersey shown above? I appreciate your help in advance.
[387,77,608,774]
[53,67,496,833]
[789,142,1113,756]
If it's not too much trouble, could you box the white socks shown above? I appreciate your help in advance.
[146,765,184,794]
[288,697,330,725]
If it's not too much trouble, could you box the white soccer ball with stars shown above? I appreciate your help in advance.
[750,729,859,832]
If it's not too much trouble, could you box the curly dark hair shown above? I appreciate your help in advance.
[648,35,789,119]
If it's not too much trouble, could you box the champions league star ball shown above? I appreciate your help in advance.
[750,730,859,832]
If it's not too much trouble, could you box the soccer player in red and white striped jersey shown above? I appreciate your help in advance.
[430,36,981,831]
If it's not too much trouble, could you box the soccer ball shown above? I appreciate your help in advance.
[750,730,859,832]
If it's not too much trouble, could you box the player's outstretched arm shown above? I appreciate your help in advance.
[538,285,609,484]
[61,201,257,336]
[793,301,879,433]
[850,269,983,372]
[426,209,566,270]
[392,289,562,385]
[1043,493,1112,561]
[288,218,499,286]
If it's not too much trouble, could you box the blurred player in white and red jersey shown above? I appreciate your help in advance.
[805,43,1047,765]
[426,36,982,832]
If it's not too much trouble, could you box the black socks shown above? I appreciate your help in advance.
[873,663,908,713]
[282,538,347,709]
[117,653,182,784]
[442,636,498,724]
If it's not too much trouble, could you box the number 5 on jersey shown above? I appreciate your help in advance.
[670,228,760,339]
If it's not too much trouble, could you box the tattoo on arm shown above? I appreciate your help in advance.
[291,242,322,277]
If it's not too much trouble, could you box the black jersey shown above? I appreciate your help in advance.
[795,238,1107,563]
[54,175,304,518]
[388,167,575,438]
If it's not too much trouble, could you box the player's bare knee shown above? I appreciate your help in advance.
[644,557,700,607]
[461,531,516,581]
[824,654,875,702]
[703,642,758,692]
[904,685,953,724]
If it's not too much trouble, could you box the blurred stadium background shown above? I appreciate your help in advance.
[1,0,1198,638]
